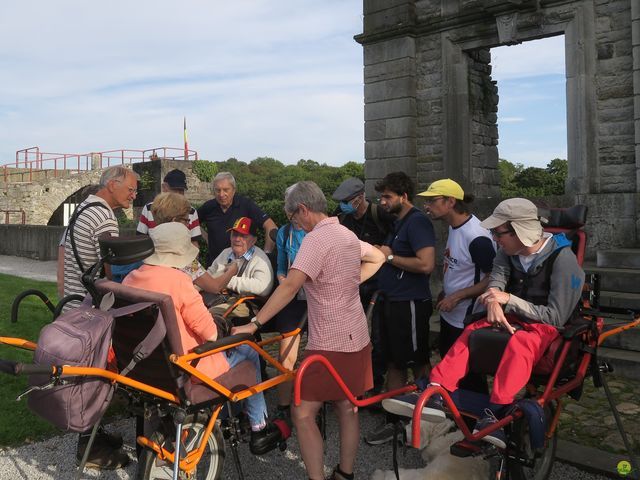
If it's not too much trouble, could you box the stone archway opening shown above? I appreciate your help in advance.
[47,185,99,226]
[490,35,567,169]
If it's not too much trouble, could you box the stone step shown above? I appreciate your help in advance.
[598,290,640,311]
[583,265,640,294]
[598,347,640,382]
[597,248,640,269]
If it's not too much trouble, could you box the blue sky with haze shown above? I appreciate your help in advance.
[0,2,565,169]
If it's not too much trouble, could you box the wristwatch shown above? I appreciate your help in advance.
[250,317,262,331]
[386,254,394,263]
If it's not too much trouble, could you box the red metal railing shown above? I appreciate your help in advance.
[3,146,198,184]
[1,209,26,224]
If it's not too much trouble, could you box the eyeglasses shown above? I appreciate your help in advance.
[490,228,515,238]
[287,207,300,223]
[114,179,137,195]
[424,196,445,204]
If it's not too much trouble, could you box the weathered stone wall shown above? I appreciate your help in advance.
[0,160,213,227]
[0,225,136,260]
[358,0,640,254]
[0,169,103,225]
[594,0,635,193]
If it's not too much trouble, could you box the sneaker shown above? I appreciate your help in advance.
[76,436,130,470]
[472,408,507,449]
[249,422,283,455]
[364,421,405,446]
[382,392,446,423]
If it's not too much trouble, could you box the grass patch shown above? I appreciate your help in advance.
[0,273,60,446]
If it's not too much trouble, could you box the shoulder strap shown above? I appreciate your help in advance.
[237,258,249,277]
[67,202,110,274]
[284,223,292,268]
[393,207,418,235]
[371,203,386,234]
[114,302,167,376]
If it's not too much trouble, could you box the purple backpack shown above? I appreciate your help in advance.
[28,294,157,432]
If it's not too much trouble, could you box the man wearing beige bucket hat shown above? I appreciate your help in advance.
[383,198,585,450]
[123,222,283,455]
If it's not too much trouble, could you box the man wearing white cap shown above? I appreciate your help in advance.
[383,198,584,449]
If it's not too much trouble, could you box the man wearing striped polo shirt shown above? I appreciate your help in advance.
[62,165,139,469]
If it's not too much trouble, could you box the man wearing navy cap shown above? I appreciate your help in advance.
[136,169,202,245]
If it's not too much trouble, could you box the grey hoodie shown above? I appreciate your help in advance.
[488,233,585,327]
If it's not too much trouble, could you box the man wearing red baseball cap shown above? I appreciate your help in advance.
[207,216,274,318]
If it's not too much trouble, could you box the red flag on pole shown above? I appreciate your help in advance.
[183,117,189,160]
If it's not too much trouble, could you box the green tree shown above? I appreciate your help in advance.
[499,158,567,197]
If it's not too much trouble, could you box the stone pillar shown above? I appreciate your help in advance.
[91,153,102,170]
[363,36,417,195]
[633,0,640,241]
[565,3,598,195]
[442,37,471,184]
[359,1,418,195]
[633,0,640,198]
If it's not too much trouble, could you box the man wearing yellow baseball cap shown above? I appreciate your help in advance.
[418,179,495,364]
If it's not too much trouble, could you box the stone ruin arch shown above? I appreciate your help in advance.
[357,0,639,253]
[1,170,104,226]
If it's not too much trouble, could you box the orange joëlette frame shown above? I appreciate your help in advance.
[0,327,303,475]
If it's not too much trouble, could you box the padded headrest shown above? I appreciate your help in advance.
[99,235,155,265]
[541,205,587,229]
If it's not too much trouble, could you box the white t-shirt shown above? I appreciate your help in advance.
[441,215,496,328]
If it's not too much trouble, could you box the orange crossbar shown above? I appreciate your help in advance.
[0,337,37,350]
[59,366,180,403]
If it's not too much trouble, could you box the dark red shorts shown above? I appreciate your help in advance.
[300,343,373,402]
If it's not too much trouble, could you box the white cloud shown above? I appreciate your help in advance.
[491,36,565,80]
[0,1,364,166]
[499,117,525,124]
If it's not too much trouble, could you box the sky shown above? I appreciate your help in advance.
[0,2,566,169]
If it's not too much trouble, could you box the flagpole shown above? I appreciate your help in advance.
[183,117,189,160]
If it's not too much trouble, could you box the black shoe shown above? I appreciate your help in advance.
[76,436,129,470]
[249,423,283,455]
[472,408,507,449]
[327,464,354,480]
[96,426,124,449]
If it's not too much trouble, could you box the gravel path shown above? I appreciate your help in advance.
[0,407,610,480]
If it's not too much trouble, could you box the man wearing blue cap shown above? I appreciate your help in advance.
[332,177,394,396]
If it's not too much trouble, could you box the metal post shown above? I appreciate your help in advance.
[173,421,183,480]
